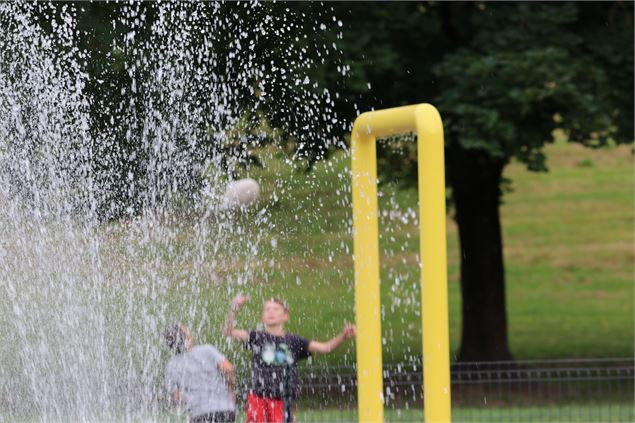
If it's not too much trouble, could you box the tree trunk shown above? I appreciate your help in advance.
[447,147,513,362]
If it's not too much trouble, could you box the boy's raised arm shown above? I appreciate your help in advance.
[224,295,249,342]
[308,323,356,354]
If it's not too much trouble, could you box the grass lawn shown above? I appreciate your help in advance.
[11,403,633,422]
[200,139,633,366]
[155,404,635,423]
[94,139,632,368]
[293,403,635,422]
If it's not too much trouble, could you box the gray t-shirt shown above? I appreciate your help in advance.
[166,344,235,417]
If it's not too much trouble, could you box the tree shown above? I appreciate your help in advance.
[324,2,633,361]
[44,2,344,219]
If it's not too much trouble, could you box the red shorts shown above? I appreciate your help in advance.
[246,392,295,423]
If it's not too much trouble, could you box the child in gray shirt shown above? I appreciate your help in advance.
[164,323,236,423]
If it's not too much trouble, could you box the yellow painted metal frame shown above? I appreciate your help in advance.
[351,104,451,422]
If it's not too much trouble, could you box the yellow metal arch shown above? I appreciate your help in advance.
[351,104,451,422]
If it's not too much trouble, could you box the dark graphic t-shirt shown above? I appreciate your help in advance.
[245,331,311,399]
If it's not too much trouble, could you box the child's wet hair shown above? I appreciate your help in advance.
[162,322,187,355]
[265,297,289,313]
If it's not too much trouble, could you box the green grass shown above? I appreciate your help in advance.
[293,404,635,422]
[10,404,634,422]
[210,139,633,365]
[160,404,635,422]
[154,402,635,423]
[99,140,632,367]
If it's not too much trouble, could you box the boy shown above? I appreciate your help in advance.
[224,295,356,423]
[164,323,237,423]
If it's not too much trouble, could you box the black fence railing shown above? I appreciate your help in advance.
[2,358,631,421]
[292,358,634,422]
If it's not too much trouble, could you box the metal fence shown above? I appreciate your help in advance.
[292,358,634,422]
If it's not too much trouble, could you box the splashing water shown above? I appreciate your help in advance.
[0,2,345,421]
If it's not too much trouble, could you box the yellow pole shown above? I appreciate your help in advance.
[351,104,450,423]
[415,105,451,423]
[351,124,384,423]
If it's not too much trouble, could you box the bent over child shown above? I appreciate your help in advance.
[164,323,236,423]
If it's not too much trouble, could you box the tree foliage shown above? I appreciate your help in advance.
[434,2,631,171]
[321,1,633,360]
[35,2,345,218]
[325,2,633,174]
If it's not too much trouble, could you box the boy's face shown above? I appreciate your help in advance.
[261,300,289,327]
